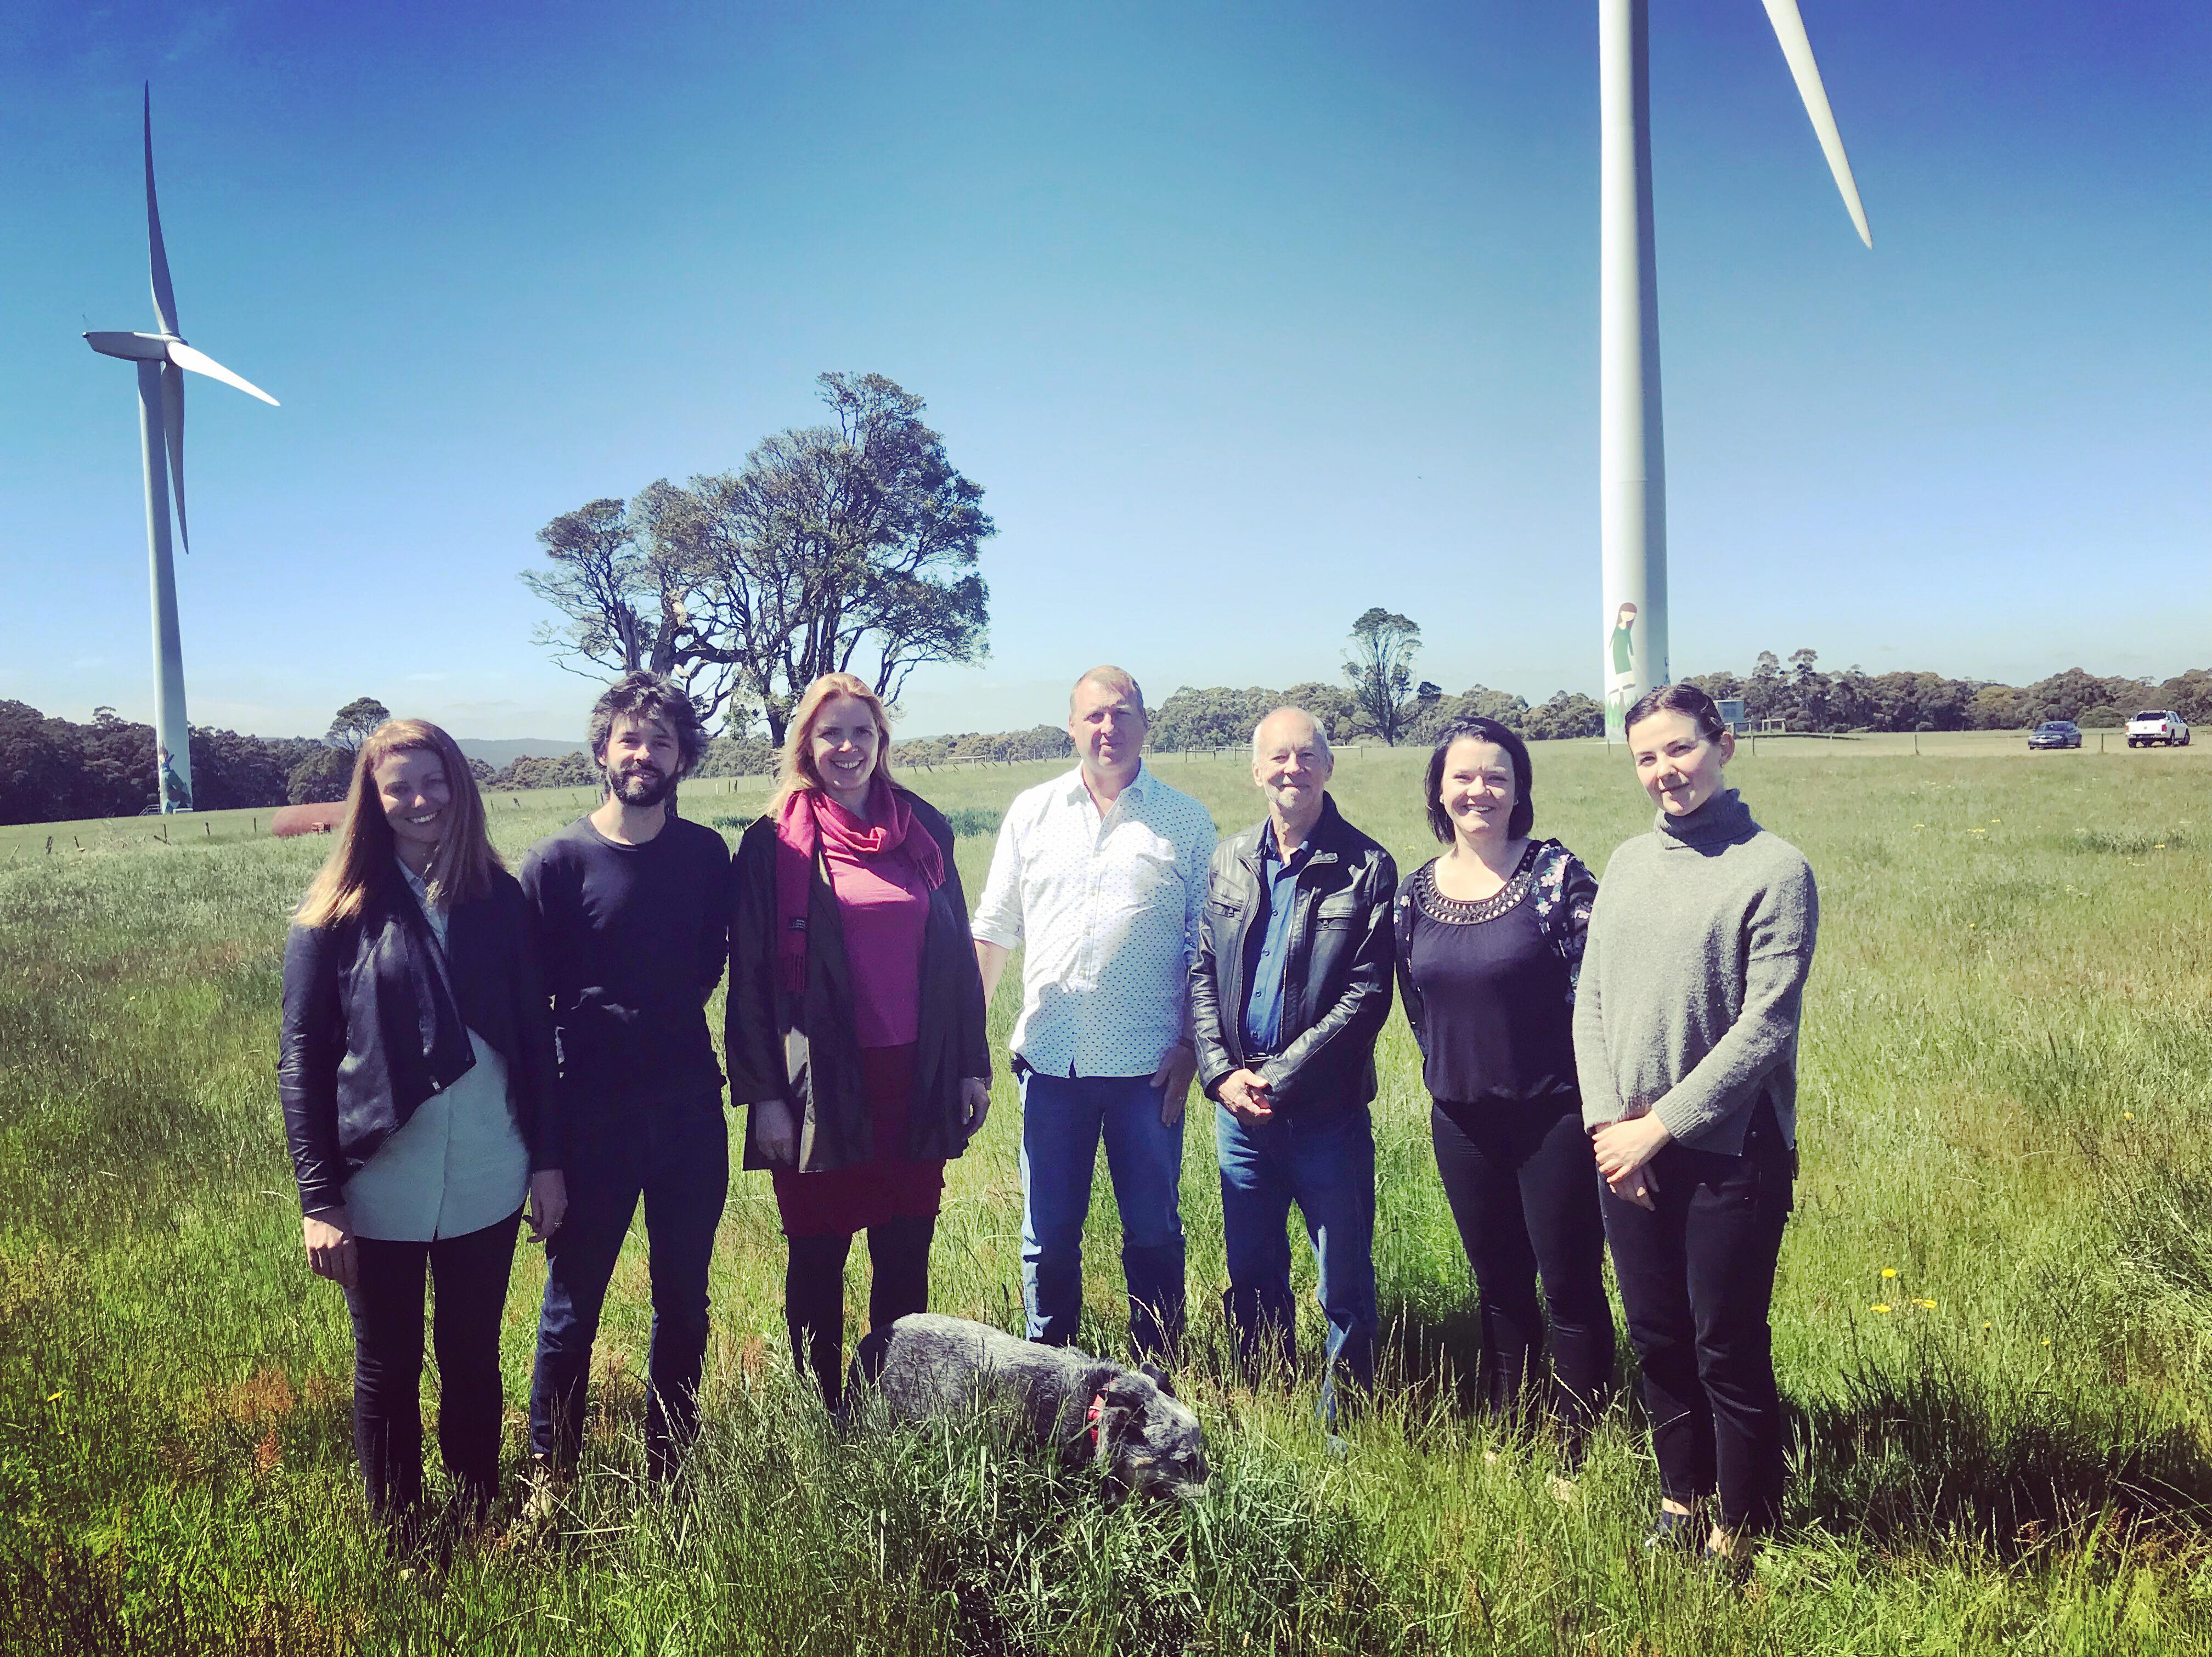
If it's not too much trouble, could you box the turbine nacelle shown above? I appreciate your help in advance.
[83,330,281,405]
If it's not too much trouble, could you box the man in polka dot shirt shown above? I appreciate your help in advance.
[973,666,1218,1357]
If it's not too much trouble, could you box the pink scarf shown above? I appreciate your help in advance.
[774,777,945,993]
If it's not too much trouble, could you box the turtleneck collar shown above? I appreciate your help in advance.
[1655,787,1756,849]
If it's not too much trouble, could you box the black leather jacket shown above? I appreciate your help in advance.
[1190,796,1397,1112]
[280,867,558,1215]
[724,791,992,1173]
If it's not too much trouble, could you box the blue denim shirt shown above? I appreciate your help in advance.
[1242,823,1313,1053]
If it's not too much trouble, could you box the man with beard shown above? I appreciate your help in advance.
[520,672,731,1501]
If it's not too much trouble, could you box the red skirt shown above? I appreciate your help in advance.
[772,1043,947,1238]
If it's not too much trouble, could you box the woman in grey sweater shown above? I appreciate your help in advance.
[1572,684,1818,1569]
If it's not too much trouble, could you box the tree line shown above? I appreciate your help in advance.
[1681,655,2212,735]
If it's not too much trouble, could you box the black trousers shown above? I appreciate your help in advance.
[1429,1099,1614,1460]
[785,1213,937,1411]
[529,1097,730,1478]
[343,1208,522,1524]
[1601,1100,1793,1534]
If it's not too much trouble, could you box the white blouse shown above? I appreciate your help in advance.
[341,861,531,1242]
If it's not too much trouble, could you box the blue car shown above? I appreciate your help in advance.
[2029,721,2082,750]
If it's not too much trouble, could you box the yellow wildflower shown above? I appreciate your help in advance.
[1913,1298,1937,1310]
[2123,1112,2135,1121]
[1882,1268,1898,1279]
[1870,1304,1892,1315]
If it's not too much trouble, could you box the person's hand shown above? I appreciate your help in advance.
[1592,1115,1672,1207]
[303,1207,357,1289]
[754,1098,798,1166]
[1218,1068,1273,1126]
[526,1169,568,1243]
[1151,1041,1197,1128]
[959,1077,992,1140]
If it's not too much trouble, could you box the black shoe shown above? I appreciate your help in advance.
[1643,1507,1702,1554]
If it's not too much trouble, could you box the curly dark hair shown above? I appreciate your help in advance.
[1623,682,1728,745]
[1424,716,1534,844]
[586,672,707,782]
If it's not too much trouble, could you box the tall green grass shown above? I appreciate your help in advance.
[3,743,2210,1652]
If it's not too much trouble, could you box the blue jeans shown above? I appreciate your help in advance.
[1019,1068,1187,1355]
[528,1095,729,1477]
[1216,1102,1377,1428]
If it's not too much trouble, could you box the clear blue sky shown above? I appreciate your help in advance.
[3,1,2205,742]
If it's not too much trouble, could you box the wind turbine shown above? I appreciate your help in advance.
[1597,0,1868,737]
[84,84,278,813]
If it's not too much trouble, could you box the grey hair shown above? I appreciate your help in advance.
[1251,706,1331,764]
[1070,665,1146,717]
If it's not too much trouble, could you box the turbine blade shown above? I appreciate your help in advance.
[161,362,189,553]
[1759,0,1872,247]
[144,84,181,335]
[84,330,173,360]
[166,341,280,406]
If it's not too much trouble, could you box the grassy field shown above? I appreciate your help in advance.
[3,736,2209,1653]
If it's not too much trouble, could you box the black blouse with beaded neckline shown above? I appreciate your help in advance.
[1392,839,1598,1107]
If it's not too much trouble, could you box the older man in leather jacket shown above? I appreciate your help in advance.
[1190,707,1396,1427]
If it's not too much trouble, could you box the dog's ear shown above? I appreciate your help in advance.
[1137,1362,1176,1399]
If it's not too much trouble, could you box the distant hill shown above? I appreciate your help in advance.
[455,738,583,768]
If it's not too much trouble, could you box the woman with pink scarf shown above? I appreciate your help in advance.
[726,673,992,1410]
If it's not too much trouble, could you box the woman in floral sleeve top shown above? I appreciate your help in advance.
[1394,717,1609,1480]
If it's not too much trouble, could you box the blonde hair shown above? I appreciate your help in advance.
[770,673,898,812]
[295,720,503,929]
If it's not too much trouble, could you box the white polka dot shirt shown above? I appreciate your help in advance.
[971,762,1218,1079]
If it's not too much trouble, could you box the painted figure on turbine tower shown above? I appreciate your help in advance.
[1605,602,1640,739]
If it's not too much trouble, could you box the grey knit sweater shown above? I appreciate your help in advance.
[1572,789,1818,1153]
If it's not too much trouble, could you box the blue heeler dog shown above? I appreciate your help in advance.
[851,1313,1209,1503]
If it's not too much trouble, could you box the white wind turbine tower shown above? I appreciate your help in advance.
[84,85,279,813]
[1597,0,1869,736]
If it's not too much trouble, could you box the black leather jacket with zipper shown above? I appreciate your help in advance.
[279,868,558,1216]
[1190,795,1397,1112]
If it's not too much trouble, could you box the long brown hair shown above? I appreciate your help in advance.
[295,719,503,929]
[769,672,897,812]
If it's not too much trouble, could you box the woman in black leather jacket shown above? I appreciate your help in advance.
[279,718,562,1534]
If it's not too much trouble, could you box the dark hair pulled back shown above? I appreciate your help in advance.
[1623,683,1728,745]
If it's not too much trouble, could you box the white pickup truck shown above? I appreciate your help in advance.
[2126,710,2192,748]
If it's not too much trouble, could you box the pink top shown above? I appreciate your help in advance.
[821,821,929,1047]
